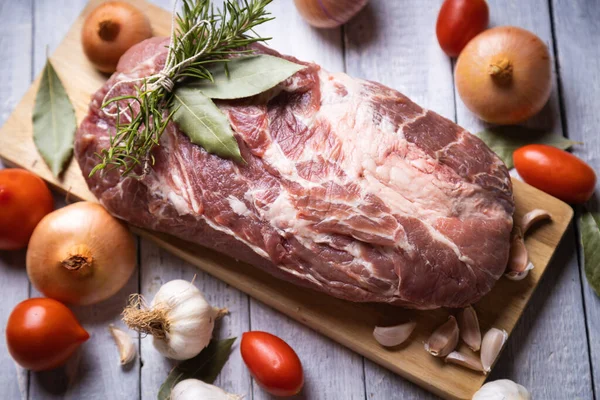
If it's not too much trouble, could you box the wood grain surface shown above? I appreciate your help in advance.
[1,0,598,399]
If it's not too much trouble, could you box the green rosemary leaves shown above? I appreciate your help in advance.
[91,0,274,177]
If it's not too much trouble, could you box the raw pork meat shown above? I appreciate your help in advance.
[75,38,514,309]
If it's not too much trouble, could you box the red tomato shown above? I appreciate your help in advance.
[241,331,304,397]
[436,0,489,57]
[514,144,596,204]
[6,298,89,371]
[0,169,54,250]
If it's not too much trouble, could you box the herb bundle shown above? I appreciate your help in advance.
[91,0,275,177]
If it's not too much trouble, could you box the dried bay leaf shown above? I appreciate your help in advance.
[580,210,600,296]
[32,59,77,177]
[171,89,244,163]
[190,55,304,99]
[475,126,580,169]
[157,338,236,400]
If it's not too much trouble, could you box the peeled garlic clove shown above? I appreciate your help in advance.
[481,328,508,374]
[473,379,531,400]
[505,228,532,280]
[444,351,484,373]
[373,321,416,347]
[109,324,136,365]
[170,379,242,400]
[521,209,551,235]
[425,316,459,358]
[457,306,481,352]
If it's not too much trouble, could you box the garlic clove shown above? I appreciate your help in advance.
[505,262,534,281]
[444,351,484,373]
[457,306,481,352]
[521,209,551,235]
[109,324,136,365]
[425,316,459,358]
[505,228,532,280]
[170,379,242,400]
[373,321,416,347]
[481,328,508,374]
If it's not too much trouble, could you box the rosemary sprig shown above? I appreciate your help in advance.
[91,0,273,177]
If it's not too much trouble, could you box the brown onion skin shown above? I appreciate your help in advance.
[293,0,368,28]
[82,1,152,73]
[455,26,552,124]
[26,202,137,306]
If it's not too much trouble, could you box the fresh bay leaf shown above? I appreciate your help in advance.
[171,88,244,162]
[157,338,236,400]
[581,210,600,297]
[190,55,304,99]
[32,59,77,177]
[475,126,580,169]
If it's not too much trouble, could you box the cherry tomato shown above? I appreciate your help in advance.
[514,144,596,204]
[6,298,89,371]
[241,331,304,397]
[0,169,54,250]
[436,0,489,57]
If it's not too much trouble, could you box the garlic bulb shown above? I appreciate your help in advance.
[123,279,225,360]
[170,379,242,400]
[293,0,368,28]
[472,379,531,400]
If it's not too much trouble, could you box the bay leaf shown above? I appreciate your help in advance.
[171,88,244,162]
[581,210,600,297]
[157,337,236,400]
[190,55,304,99]
[475,126,580,169]
[32,59,77,177]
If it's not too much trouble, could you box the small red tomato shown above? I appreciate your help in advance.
[241,331,304,397]
[0,169,54,250]
[6,298,90,371]
[436,0,489,57]
[514,144,596,204]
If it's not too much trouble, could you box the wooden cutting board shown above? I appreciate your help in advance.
[0,1,574,398]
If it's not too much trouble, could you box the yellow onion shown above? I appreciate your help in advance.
[81,1,152,73]
[26,202,136,305]
[455,26,552,124]
[293,0,368,28]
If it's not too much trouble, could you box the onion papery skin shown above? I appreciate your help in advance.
[455,26,552,124]
[26,202,137,306]
[293,0,368,28]
[81,1,152,73]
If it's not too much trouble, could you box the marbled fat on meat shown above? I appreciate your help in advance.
[75,38,514,309]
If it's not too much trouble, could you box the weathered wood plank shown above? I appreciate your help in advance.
[551,0,600,397]
[27,1,141,399]
[454,1,593,398]
[345,1,452,398]
[0,1,33,399]
[250,3,365,400]
[138,1,251,398]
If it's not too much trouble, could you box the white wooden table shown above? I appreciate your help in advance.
[1,1,599,399]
